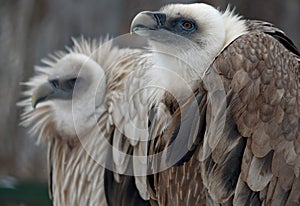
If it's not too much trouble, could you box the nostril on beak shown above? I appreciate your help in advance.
[130,11,167,34]
[146,12,166,26]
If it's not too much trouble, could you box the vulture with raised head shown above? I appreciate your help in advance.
[19,2,300,206]
[130,3,300,206]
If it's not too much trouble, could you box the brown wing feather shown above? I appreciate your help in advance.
[246,20,300,57]
[203,30,300,205]
[148,88,208,206]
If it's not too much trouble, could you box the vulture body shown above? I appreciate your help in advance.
[130,3,300,206]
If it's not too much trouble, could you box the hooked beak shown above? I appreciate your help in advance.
[130,11,166,34]
[32,82,54,109]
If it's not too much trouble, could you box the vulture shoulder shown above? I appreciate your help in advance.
[201,27,300,205]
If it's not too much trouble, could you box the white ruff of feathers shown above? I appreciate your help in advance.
[147,4,248,99]
[18,37,153,205]
[221,6,248,49]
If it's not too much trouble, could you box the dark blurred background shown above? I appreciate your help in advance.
[0,0,299,204]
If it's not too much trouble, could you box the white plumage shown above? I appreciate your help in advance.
[131,3,247,99]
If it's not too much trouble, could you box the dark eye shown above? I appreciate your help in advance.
[178,20,196,32]
[64,78,77,90]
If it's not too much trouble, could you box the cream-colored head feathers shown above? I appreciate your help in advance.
[19,39,111,143]
[19,38,147,143]
[131,3,247,98]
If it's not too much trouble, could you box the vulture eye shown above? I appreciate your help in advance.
[64,78,77,90]
[178,20,196,32]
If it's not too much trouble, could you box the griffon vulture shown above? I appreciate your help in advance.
[19,38,157,206]
[130,3,300,206]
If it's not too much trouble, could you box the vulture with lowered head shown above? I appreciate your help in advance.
[130,2,300,206]
[19,38,157,206]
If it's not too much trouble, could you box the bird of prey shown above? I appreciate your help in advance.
[19,38,156,206]
[130,3,300,206]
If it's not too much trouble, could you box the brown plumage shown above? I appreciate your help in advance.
[206,31,299,206]
[146,16,300,206]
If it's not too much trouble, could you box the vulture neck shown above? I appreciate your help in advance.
[48,133,107,206]
[147,52,201,103]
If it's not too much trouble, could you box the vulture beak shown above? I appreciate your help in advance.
[130,11,166,34]
[32,82,55,109]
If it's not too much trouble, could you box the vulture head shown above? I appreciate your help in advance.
[20,53,106,142]
[131,3,247,96]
